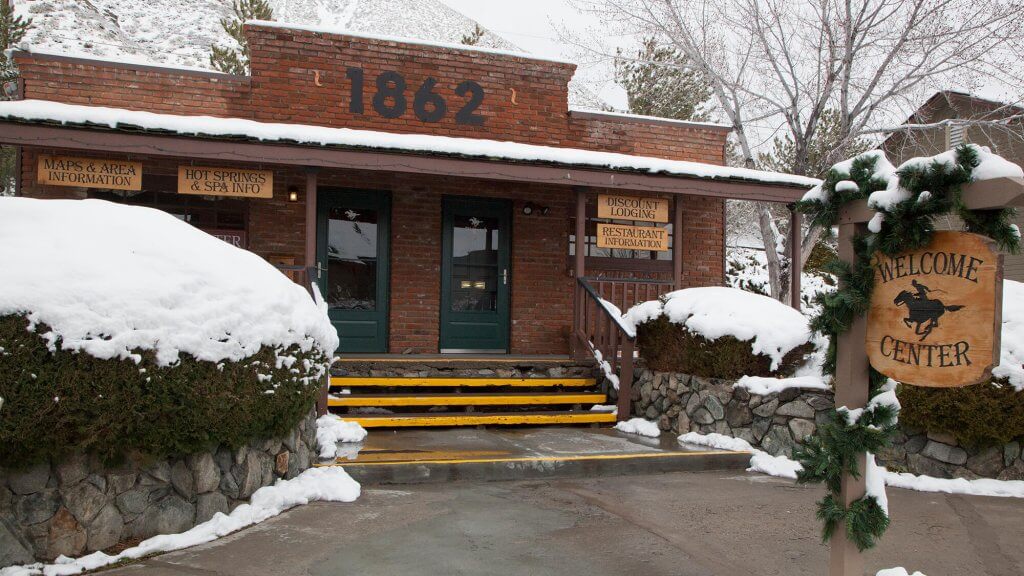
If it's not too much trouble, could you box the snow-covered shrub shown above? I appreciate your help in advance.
[897,379,1024,449]
[896,280,1024,448]
[0,199,338,466]
[625,287,814,378]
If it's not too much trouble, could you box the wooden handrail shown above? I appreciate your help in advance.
[575,277,637,421]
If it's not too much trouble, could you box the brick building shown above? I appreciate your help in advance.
[0,21,813,425]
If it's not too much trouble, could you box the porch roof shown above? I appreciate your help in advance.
[0,100,818,202]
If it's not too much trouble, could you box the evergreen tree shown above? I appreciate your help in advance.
[209,0,273,75]
[614,38,712,121]
[461,24,485,46]
[1,0,30,87]
[1,0,31,196]
[757,109,874,179]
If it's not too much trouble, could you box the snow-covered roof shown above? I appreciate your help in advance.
[0,100,819,189]
[247,20,576,65]
[569,108,732,131]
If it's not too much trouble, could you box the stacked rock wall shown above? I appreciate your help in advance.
[629,365,1024,481]
[0,411,319,567]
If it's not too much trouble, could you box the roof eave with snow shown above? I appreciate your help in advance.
[0,100,819,193]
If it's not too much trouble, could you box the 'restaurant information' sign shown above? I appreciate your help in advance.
[597,194,669,223]
[866,231,1002,387]
[596,223,669,251]
[178,166,274,198]
[38,155,142,191]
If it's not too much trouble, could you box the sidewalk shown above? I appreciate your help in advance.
[102,470,1024,576]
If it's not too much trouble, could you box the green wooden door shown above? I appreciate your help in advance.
[440,197,511,352]
[317,189,390,353]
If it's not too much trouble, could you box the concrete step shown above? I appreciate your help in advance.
[329,392,607,407]
[317,427,751,485]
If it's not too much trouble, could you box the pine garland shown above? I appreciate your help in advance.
[792,144,1020,551]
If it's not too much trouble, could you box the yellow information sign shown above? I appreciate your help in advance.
[596,223,669,251]
[37,155,142,191]
[178,166,274,198]
[597,194,669,223]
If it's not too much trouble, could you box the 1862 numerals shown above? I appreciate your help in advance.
[344,67,485,126]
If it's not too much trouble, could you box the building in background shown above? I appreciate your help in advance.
[881,90,1024,280]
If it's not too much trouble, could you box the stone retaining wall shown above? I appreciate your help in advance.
[0,411,319,568]
[629,365,1024,481]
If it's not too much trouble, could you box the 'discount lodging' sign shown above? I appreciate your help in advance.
[597,194,669,223]
[866,231,1002,387]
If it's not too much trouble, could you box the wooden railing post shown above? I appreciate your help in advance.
[618,338,635,421]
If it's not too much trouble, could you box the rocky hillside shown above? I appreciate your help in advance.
[12,0,517,70]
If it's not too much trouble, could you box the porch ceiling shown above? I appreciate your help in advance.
[0,102,816,203]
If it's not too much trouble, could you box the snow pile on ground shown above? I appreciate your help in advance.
[0,467,360,576]
[0,198,338,369]
[885,471,1024,498]
[613,418,661,438]
[315,415,368,459]
[876,569,927,576]
[734,375,829,395]
[677,432,801,478]
[994,279,1024,390]
[625,287,812,371]
[679,431,1024,499]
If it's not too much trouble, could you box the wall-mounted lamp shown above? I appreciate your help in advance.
[287,185,299,202]
[522,202,549,216]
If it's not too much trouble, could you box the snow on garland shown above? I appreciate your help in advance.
[793,144,1022,551]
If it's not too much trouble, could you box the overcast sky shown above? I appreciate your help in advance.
[439,0,630,109]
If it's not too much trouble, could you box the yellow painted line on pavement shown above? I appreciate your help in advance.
[317,450,751,467]
[345,412,617,427]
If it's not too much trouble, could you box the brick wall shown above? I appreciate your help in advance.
[12,21,730,353]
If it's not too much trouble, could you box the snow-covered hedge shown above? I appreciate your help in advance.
[625,287,814,378]
[0,199,338,466]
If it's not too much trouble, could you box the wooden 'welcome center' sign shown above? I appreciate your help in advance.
[866,231,1002,387]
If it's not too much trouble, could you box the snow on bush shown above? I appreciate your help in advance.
[625,287,812,371]
[316,415,368,459]
[0,198,338,366]
[613,418,661,438]
[994,279,1024,390]
[1,467,360,576]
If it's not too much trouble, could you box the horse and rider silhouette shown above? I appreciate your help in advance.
[893,279,965,341]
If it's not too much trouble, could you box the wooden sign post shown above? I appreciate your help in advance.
[830,177,1024,576]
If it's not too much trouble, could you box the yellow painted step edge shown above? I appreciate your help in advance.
[328,393,606,407]
[330,377,596,388]
[347,412,617,427]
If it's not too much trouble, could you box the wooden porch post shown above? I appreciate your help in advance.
[572,187,587,358]
[304,168,318,270]
[789,207,802,310]
[673,195,684,289]
[574,187,587,279]
[304,168,328,417]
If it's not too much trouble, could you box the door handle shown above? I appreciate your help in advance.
[316,261,326,279]
[502,268,508,285]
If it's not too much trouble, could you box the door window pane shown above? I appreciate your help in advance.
[327,206,378,310]
[450,214,499,312]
